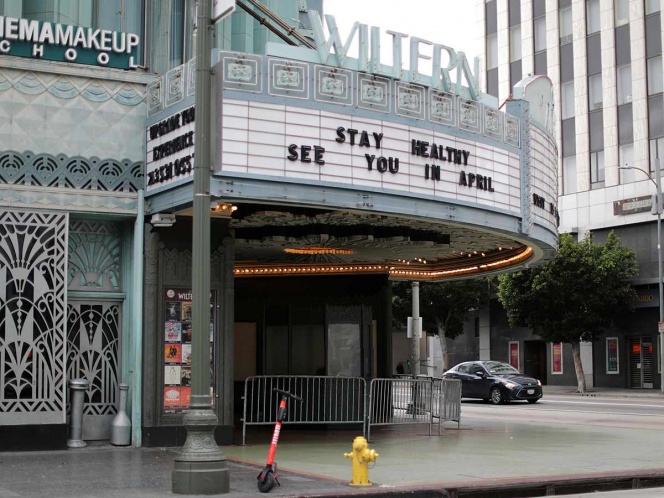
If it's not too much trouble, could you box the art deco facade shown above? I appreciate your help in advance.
[0,0,559,450]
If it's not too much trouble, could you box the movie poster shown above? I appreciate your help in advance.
[164,365,181,385]
[165,321,181,342]
[181,343,192,364]
[164,343,182,363]
[162,288,216,413]
[164,387,181,407]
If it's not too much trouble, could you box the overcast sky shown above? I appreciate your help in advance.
[319,0,483,67]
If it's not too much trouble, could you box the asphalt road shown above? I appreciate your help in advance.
[460,394,664,430]
[453,395,664,497]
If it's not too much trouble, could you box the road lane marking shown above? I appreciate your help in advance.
[542,399,664,409]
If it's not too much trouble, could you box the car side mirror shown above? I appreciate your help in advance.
[475,371,486,378]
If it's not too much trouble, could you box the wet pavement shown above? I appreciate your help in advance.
[1,386,664,497]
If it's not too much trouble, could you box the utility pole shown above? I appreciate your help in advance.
[411,282,420,377]
[621,162,664,394]
[655,159,664,395]
[172,0,230,493]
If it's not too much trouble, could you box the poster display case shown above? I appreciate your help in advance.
[162,288,215,413]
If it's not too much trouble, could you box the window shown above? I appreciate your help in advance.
[560,43,574,82]
[562,81,575,119]
[486,0,498,34]
[563,156,577,194]
[487,34,498,70]
[618,144,635,183]
[587,34,602,76]
[510,60,523,88]
[535,51,548,76]
[618,103,633,144]
[510,25,522,62]
[648,56,663,95]
[458,363,471,374]
[646,0,661,14]
[552,342,563,374]
[534,16,546,52]
[645,13,661,58]
[560,7,573,44]
[533,0,546,18]
[472,364,486,376]
[614,0,629,25]
[562,118,576,157]
[649,95,664,149]
[617,64,633,104]
[509,0,521,26]
[590,150,606,187]
[589,73,603,110]
[586,0,601,34]
[606,338,619,374]
[169,0,187,69]
[650,137,664,174]
[487,68,499,97]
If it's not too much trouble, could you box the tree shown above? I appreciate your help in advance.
[496,231,638,392]
[392,279,488,372]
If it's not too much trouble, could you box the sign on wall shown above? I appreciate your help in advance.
[146,105,196,192]
[0,16,140,69]
[162,288,215,413]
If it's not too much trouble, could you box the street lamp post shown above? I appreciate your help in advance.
[620,163,664,395]
[172,0,230,493]
[411,282,421,377]
[655,160,664,396]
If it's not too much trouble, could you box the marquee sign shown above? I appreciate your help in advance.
[146,105,196,189]
[0,16,140,69]
[217,99,524,216]
[145,52,559,233]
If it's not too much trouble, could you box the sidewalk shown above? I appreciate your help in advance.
[1,386,663,497]
[543,384,664,398]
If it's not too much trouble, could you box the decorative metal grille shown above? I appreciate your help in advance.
[68,222,122,292]
[0,211,67,424]
[66,303,120,416]
[0,150,144,192]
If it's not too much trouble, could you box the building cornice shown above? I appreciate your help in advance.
[0,55,157,85]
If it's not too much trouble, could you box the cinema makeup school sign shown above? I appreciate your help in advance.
[0,16,140,69]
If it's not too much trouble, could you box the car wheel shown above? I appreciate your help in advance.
[527,399,539,404]
[490,386,504,405]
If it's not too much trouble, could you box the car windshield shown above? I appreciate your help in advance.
[484,361,520,374]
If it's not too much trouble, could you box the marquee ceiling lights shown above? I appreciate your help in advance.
[211,202,237,213]
[233,246,534,281]
[284,247,353,255]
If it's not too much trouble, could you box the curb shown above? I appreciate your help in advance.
[293,469,664,498]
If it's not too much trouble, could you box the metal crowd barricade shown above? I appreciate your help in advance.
[367,377,462,440]
[431,378,462,431]
[367,377,433,441]
[242,375,366,445]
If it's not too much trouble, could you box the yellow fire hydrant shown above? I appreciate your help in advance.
[343,436,379,486]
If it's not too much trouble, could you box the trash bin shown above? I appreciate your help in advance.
[111,383,131,446]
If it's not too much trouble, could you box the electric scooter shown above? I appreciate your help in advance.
[257,388,303,493]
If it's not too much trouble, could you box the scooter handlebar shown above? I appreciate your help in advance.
[273,388,303,402]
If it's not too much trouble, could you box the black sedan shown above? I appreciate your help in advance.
[442,361,543,404]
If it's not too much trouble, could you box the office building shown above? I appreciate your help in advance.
[480,0,663,388]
